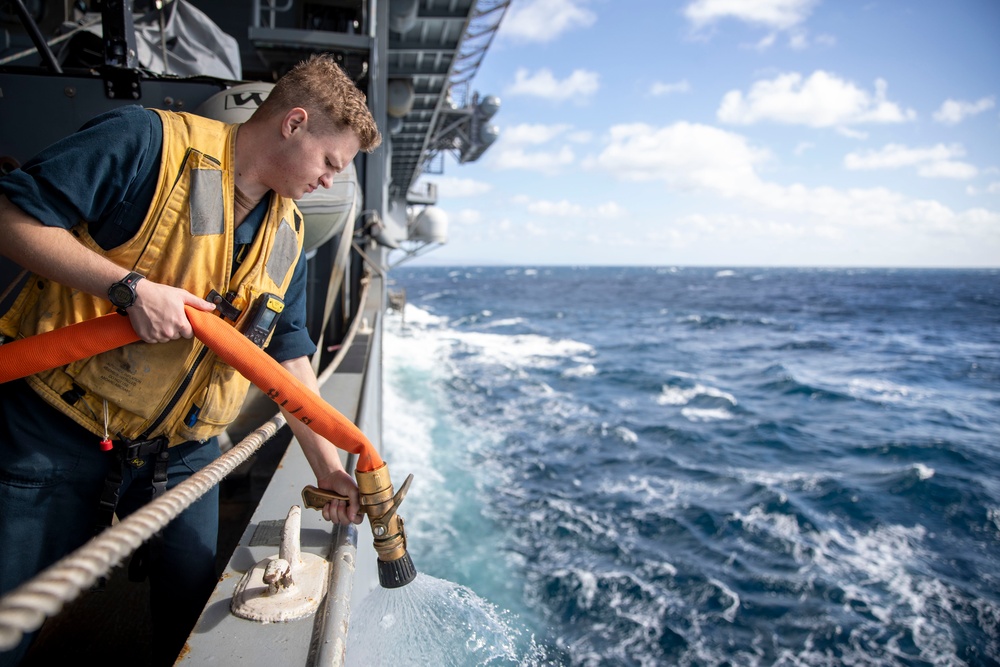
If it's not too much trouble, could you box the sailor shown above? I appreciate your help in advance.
[0,54,381,666]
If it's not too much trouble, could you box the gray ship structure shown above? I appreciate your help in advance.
[0,0,508,664]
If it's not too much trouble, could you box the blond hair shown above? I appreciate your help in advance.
[256,54,381,152]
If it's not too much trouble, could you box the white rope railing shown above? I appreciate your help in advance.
[0,415,285,651]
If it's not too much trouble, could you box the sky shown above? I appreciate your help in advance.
[407,0,1000,268]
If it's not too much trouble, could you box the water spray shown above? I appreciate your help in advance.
[302,462,417,588]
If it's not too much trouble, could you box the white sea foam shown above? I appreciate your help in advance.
[989,507,1000,532]
[562,363,597,378]
[451,330,594,370]
[596,474,675,506]
[614,426,638,443]
[848,377,916,403]
[681,407,734,422]
[708,577,741,623]
[395,303,447,328]
[390,304,594,375]
[480,317,525,329]
[715,270,736,278]
[732,467,833,493]
[732,503,975,664]
[658,383,737,406]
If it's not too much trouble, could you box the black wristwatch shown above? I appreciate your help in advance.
[108,271,144,315]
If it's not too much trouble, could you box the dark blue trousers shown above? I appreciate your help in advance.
[0,379,220,666]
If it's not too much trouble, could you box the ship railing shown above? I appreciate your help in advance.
[0,271,375,654]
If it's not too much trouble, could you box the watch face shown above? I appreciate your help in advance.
[109,283,135,307]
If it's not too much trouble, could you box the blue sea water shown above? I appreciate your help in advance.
[380,266,1000,666]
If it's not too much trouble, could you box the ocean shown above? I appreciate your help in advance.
[378,266,1000,666]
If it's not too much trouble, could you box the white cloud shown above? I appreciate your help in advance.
[966,181,1000,195]
[684,0,818,31]
[590,121,1000,236]
[844,143,963,169]
[500,0,596,43]
[501,123,571,145]
[753,33,777,49]
[488,123,579,173]
[454,209,483,224]
[596,201,626,218]
[844,143,977,180]
[650,79,691,96]
[718,71,916,127]
[526,199,583,217]
[516,196,626,218]
[917,161,978,180]
[426,176,494,197]
[787,30,808,50]
[836,126,869,140]
[586,121,770,198]
[794,141,814,155]
[490,145,576,173]
[507,68,600,102]
[933,97,996,125]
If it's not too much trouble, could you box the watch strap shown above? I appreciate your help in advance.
[119,271,144,290]
[109,271,144,314]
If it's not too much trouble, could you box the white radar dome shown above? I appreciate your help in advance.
[478,95,501,119]
[479,124,499,146]
[411,206,448,244]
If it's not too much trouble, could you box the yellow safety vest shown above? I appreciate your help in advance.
[0,109,304,445]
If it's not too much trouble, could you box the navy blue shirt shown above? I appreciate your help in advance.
[0,105,315,362]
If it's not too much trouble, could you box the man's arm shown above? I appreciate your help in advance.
[279,354,363,525]
[0,195,215,342]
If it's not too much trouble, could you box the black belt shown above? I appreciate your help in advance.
[96,435,171,533]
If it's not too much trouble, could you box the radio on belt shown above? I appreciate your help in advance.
[206,289,284,347]
[241,293,284,347]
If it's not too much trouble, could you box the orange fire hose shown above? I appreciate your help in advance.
[0,306,383,472]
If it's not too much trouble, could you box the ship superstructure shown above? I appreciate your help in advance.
[0,1,508,664]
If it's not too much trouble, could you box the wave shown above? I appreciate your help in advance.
[383,269,1000,666]
[677,312,794,331]
[658,382,737,407]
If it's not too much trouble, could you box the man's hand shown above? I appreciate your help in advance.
[279,355,366,527]
[315,468,363,525]
[129,280,216,343]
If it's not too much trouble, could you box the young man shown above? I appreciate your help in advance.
[0,54,381,665]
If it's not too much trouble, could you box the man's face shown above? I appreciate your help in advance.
[271,117,361,200]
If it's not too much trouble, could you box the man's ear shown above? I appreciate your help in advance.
[282,107,308,137]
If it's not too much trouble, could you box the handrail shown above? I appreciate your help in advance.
[0,414,285,651]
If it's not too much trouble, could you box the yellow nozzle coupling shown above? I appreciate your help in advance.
[356,464,417,588]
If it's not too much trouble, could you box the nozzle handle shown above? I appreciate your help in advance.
[301,484,350,510]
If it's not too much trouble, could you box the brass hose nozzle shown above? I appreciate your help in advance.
[302,463,417,588]
[356,464,417,588]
